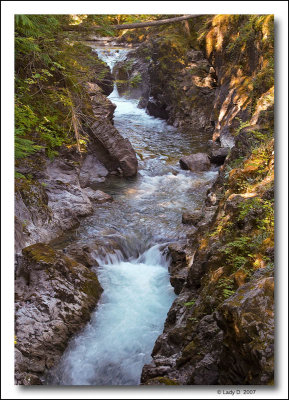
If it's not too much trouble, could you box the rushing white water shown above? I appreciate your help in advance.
[47,246,175,385]
[46,47,217,386]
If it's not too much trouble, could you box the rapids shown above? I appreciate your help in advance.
[45,46,217,385]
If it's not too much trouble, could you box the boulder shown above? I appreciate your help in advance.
[89,118,138,177]
[182,211,203,225]
[83,188,113,203]
[90,90,116,122]
[179,153,211,172]
[209,147,229,165]
[15,243,103,385]
[146,97,169,119]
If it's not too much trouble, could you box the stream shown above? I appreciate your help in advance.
[45,46,217,386]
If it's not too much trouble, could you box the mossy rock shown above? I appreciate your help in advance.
[22,243,58,264]
[81,270,103,301]
[145,376,180,385]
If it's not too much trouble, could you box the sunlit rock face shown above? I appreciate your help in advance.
[113,40,217,134]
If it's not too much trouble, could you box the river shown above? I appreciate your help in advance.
[45,46,217,385]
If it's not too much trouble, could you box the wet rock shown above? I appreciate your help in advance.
[90,90,116,122]
[44,180,93,231]
[83,188,113,203]
[64,244,98,269]
[146,97,169,119]
[168,243,193,295]
[179,153,211,172]
[79,154,108,188]
[89,118,138,177]
[209,146,230,165]
[182,211,203,226]
[15,243,103,385]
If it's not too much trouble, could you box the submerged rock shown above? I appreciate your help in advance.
[15,243,103,385]
[83,188,113,203]
[179,153,211,172]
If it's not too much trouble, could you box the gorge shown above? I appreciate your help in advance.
[14,14,274,386]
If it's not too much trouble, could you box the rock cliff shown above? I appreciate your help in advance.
[139,15,274,385]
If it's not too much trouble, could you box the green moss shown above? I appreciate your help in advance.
[81,271,103,300]
[22,243,58,263]
[153,377,180,385]
[183,340,196,354]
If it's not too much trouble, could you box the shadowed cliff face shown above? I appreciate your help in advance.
[113,39,217,134]
[138,15,274,386]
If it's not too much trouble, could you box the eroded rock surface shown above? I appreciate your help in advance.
[15,243,103,385]
[83,188,113,203]
[88,118,138,177]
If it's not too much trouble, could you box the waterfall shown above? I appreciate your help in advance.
[46,245,175,385]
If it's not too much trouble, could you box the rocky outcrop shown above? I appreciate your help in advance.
[88,118,138,177]
[215,272,274,385]
[201,15,274,149]
[141,82,274,385]
[146,44,217,133]
[92,64,114,96]
[179,153,211,172]
[208,146,230,165]
[15,243,103,385]
[15,152,93,253]
[79,154,109,187]
[113,40,217,134]
[113,44,150,103]
[85,82,116,122]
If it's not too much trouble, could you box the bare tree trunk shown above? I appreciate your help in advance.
[104,15,199,30]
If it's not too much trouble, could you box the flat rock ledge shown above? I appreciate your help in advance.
[15,243,103,385]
